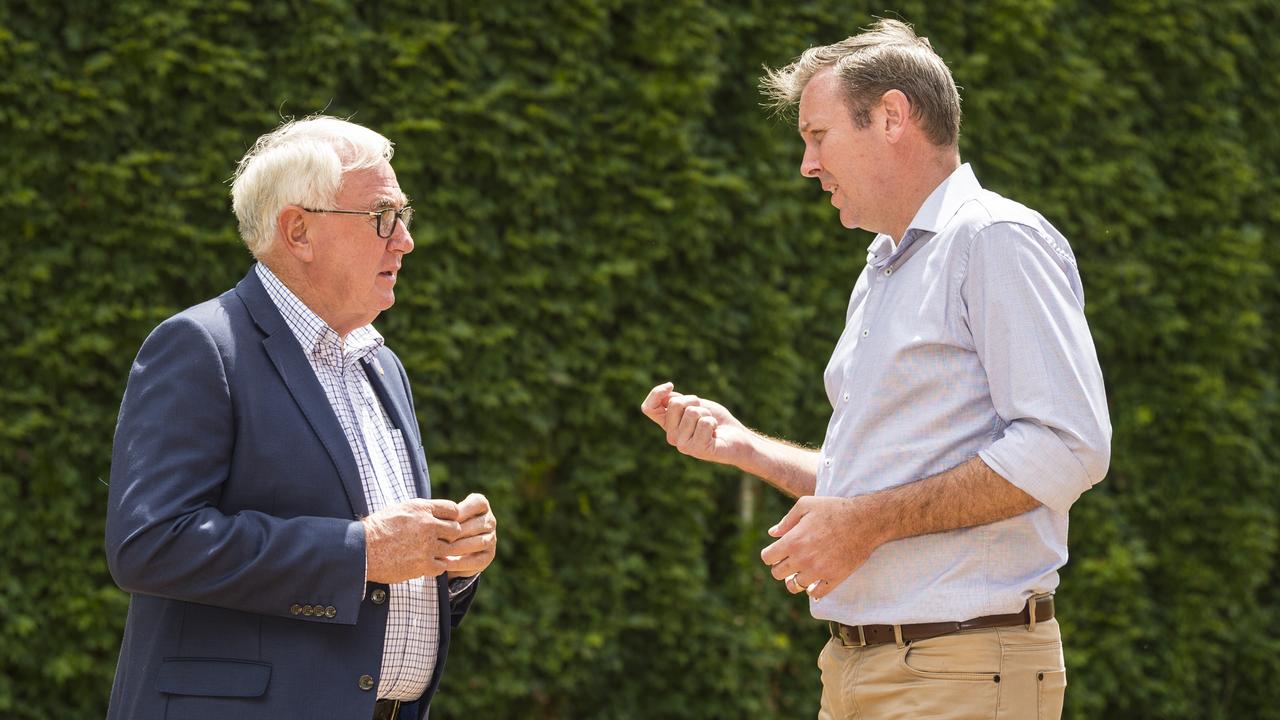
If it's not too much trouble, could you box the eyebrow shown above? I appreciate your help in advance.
[799,121,825,136]
[370,193,410,210]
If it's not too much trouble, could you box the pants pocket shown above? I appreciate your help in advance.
[1038,668,1067,720]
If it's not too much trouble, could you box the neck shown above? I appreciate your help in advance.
[260,257,361,338]
[883,149,961,243]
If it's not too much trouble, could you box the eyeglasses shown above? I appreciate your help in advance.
[302,206,414,239]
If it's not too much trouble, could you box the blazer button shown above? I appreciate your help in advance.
[290,604,302,616]
[325,605,337,618]
[371,588,387,605]
[303,605,314,616]
[358,674,375,691]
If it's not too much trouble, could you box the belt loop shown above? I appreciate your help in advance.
[1026,595,1038,632]
[893,624,904,648]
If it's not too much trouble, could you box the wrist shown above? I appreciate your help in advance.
[857,493,897,547]
[730,429,767,474]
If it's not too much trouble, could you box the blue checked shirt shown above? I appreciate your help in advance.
[813,164,1111,626]
[257,263,438,700]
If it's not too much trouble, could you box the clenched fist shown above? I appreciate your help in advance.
[362,499,464,584]
[443,493,498,579]
[640,381,755,466]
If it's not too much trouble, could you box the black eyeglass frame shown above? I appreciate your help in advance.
[302,206,414,239]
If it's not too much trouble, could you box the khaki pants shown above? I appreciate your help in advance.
[817,618,1066,720]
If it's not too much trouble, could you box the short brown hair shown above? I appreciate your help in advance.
[761,19,962,147]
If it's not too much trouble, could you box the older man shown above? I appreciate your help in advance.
[106,116,496,720]
[641,20,1110,719]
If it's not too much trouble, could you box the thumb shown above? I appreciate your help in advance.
[457,493,489,519]
[641,382,675,414]
[768,501,807,538]
[428,499,461,521]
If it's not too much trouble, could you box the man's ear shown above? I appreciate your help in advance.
[880,89,911,143]
[276,205,314,262]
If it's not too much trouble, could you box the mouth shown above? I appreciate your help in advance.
[378,269,398,280]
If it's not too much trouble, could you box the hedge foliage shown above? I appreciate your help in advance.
[2,1,1277,718]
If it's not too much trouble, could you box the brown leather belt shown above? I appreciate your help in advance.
[372,699,403,720]
[828,594,1055,648]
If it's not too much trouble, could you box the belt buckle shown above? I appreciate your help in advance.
[831,622,866,648]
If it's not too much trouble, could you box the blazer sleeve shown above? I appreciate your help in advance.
[105,314,368,624]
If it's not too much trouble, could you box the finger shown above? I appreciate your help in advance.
[415,498,460,521]
[760,536,788,567]
[806,579,824,597]
[456,493,491,521]
[691,415,717,453]
[769,557,795,581]
[662,395,701,439]
[640,382,675,419]
[786,572,807,594]
[429,516,464,542]
[420,555,448,578]
[445,531,496,557]
[443,550,492,575]
[457,512,497,538]
[790,571,811,592]
[674,406,710,449]
[767,500,807,538]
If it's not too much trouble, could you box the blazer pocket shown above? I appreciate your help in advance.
[157,658,272,698]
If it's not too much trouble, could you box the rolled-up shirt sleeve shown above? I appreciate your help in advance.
[963,221,1112,514]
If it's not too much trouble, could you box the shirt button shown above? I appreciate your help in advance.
[371,588,388,605]
[884,268,893,276]
[861,329,869,337]
[358,674,375,691]
[824,458,832,467]
[843,393,850,402]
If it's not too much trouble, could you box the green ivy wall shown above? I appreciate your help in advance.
[1,1,1276,718]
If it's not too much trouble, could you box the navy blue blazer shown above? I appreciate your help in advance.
[105,268,476,720]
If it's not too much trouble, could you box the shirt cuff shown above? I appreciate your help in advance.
[448,573,480,601]
[979,420,1093,515]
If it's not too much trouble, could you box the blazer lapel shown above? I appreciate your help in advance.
[362,354,431,500]
[235,269,369,518]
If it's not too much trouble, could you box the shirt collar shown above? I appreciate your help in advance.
[866,163,983,265]
[255,263,384,366]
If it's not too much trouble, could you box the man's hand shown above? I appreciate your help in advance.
[640,381,754,466]
[363,499,464,584]
[444,493,498,579]
[759,496,887,600]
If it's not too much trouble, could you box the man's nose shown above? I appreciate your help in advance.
[390,221,414,254]
[800,146,822,178]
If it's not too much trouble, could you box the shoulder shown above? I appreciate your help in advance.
[133,288,251,374]
[950,191,1079,275]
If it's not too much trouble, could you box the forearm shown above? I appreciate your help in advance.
[864,456,1040,544]
[735,432,820,499]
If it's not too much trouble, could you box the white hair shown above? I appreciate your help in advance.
[230,115,394,257]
